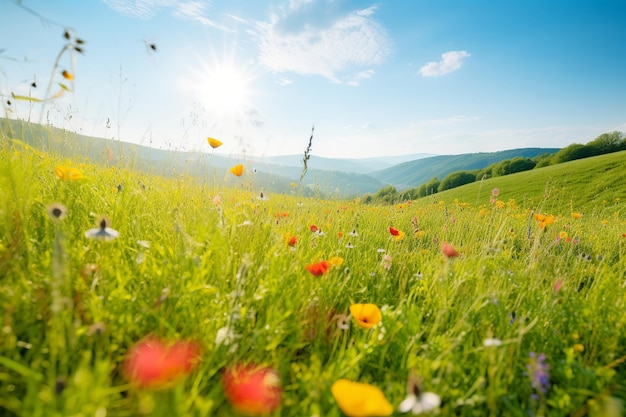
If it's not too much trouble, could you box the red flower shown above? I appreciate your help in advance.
[441,243,459,258]
[222,363,282,415]
[123,337,201,388]
[288,236,297,247]
[389,227,399,236]
[310,224,319,233]
[305,261,330,276]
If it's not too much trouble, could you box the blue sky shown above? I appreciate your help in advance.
[1,0,625,158]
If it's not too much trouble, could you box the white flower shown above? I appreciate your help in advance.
[483,338,503,347]
[85,217,119,241]
[398,392,441,414]
[215,326,237,346]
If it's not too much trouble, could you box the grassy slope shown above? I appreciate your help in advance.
[0,134,625,416]
[371,148,560,190]
[435,150,626,213]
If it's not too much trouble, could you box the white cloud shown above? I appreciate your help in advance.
[253,2,392,83]
[419,50,470,77]
[347,69,375,86]
[101,0,230,29]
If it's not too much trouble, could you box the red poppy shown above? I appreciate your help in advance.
[288,236,297,247]
[305,261,330,276]
[310,224,319,233]
[123,337,201,388]
[441,243,459,258]
[389,227,399,236]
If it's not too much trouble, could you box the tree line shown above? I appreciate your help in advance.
[363,131,625,204]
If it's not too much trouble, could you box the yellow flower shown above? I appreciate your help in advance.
[331,379,393,417]
[329,256,344,267]
[207,137,222,148]
[229,164,244,177]
[573,343,584,352]
[54,166,84,181]
[349,303,382,329]
[572,212,583,219]
[61,70,73,81]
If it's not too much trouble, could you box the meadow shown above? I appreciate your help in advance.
[0,131,625,417]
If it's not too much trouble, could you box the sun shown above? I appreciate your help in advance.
[201,64,249,114]
[186,49,258,121]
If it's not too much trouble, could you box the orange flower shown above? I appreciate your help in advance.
[572,212,583,219]
[533,213,555,229]
[61,70,73,81]
[123,337,201,388]
[207,137,222,148]
[310,224,319,233]
[229,164,244,176]
[349,303,382,329]
[54,165,84,180]
[441,242,459,258]
[305,261,329,276]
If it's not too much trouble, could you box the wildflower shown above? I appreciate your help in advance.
[329,256,344,267]
[84,217,119,241]
[572,212,583,219]
[331,379,393,417]
[215,326,237,346]
[533,213,555,229]
[346,242,356,249]
[573,343,584,352]
[441,243,459,258]
[207,137,222,148]
[381,254,392,270]
[61,70,73,81]
[554,279,563,293]
[229,164,244,176]
[389,227,399,236]
[222,363,282,415]
[54,165,84,180]
[305,261,330,276]
[491,188,500,197]
[349,303,382,329]
[46,203,68,221]
[398,373,441,415]
[483,338,502,347]
[349,229,359,237]
[527,352,550,395]
[123,337,201,388]
[288,236,297,247]
[212,195,221,205]
[310,224,319,233]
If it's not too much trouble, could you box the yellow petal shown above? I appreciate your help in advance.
[331,379,393,417]
[207,137,222,148]
[229,164,244,177]
[329,256,344,267]
[349,304,382,329]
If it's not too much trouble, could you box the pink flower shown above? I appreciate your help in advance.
[441,243,459,258]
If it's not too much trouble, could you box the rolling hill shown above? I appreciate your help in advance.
[0,118,561,197]
[370,148,560,190]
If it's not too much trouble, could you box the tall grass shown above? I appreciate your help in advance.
[0,130,624,416]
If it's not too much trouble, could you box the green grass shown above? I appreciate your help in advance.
[0,132,625,417]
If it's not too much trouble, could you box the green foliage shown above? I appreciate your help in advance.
[438,171,476,191]
[492,157,536,176]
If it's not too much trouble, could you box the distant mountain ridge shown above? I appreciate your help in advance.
[370,148,560,190]
[0,118,561,197]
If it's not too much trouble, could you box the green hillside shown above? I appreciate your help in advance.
[432,150,626,213]
[371,148,560,190]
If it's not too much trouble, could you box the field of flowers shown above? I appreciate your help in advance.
[0,136,625,416]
